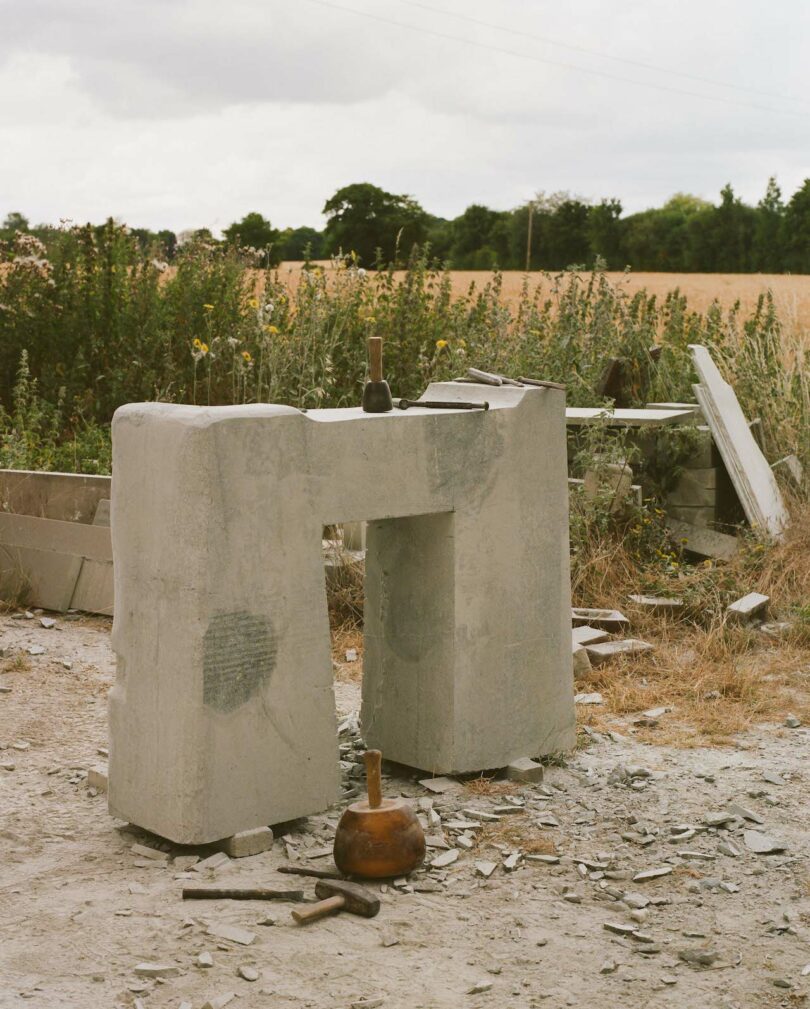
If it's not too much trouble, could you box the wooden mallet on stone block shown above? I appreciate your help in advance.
[290,878,380,924]
[362,336,393,413]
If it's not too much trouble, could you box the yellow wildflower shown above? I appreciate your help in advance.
[200,342,209,354]
[193,338,202,349]
[203,303,214,311]
[242,350,252,362]
[265,324,279,335]
[249,297,259,309]
[436,339,448,350]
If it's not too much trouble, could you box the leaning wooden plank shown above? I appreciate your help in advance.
[666,517,738,561]
[690,345,789,540]
[565,407,697,427]
[0,512,112,562]
[0,469,111,523]
[0,544,83,611]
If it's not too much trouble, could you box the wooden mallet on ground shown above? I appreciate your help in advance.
[291,878,380,925]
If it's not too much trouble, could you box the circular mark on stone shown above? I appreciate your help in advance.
[203,610,276,713]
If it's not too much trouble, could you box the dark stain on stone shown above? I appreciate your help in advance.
[203,610,276,713]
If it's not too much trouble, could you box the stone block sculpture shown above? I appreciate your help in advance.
[109,382,574,843]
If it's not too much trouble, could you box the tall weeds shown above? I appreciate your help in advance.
[0,224,807,478]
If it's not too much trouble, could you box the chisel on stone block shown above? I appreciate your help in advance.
[396,399,489,411]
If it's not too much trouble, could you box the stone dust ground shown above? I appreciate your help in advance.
[2,611,810,1009]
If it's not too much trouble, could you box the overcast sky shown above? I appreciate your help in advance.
[1,0,808,234]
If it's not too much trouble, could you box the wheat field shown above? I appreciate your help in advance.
[276,263,810,334]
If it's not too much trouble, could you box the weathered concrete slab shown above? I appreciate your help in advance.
[572,608,629,631]
[727,592,769,623]
[70,498,114,615]
[585,639,654,665]
[566,407,697,427]
[628,595,684,613]
[0,469,110,523]
[110,382,574,844]
[667,518,738,561]
[690,345,788,539]
[0,544,83,611]
[572,625,610,646]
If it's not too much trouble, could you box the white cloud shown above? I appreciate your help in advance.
[1,0,807,231]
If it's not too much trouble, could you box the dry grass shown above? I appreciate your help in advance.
[331,626,363,684]
[476,818,557,855]
[2,653,31,674]
[573,500,810,746]
[463,776,521,797]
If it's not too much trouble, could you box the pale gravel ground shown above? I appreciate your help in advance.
[1,611,809,1009]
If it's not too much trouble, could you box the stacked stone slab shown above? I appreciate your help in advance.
[108,382,575,844]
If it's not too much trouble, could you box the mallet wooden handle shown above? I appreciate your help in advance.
[291,894,345,924]
[364,749,383,809]
[368,336,383,383]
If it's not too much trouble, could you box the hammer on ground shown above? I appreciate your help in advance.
[291,878,380,925]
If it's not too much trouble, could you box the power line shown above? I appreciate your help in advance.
[398,0,809,108]
[299,0,805,120]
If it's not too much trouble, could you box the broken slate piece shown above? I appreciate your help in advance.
[207,922,256,946]
[193,852,230,873]
[237,965,259,982]
[633,867,673,883]
[572,625,610,646]
[585,639,654,665]
[572,643,592,676]
[475,860,497,878]
[419,776,457,794]
[467,981,493,995]
[134,963,180,978]
[703,811,735,828]
[784,714,802,728]
[678,948,719,967]
[604,921,637,936]
[762,770,786,786]
[575,692,603,705]
[131,843,169,861]
[201,995,236,1009]
[571,608,630,631]
[743,830,787,854]
[430,849,459,869]
[525,854,559,865]
[462,808,500,823]
[726,803,764,825]
[628,595,683,612]
[27,645,45,655]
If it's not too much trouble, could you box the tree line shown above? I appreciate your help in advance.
[3,176,810,272]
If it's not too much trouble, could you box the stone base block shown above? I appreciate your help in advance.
[505,757,544,783]
[220,827,274,858]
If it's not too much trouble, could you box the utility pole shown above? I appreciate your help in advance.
[525,201,534,272]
